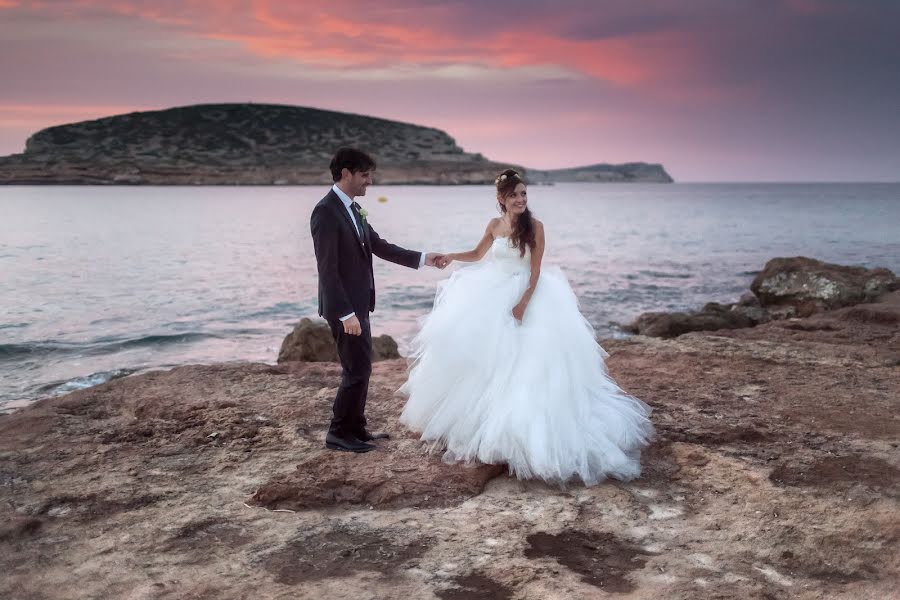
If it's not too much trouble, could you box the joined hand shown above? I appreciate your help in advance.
[425,252,450,269]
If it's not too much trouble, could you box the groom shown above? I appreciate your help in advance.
[310,147,443,453]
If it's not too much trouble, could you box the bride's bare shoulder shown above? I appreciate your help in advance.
[485,217,501,237]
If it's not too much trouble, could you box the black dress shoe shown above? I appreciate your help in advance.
[357,430,390,441]
[325,432,375,453]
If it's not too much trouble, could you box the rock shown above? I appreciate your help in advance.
[277,318,401,363]
[626,257,896,338]
[277,318,338,363]
[731,303,770,324]
[751,256,897,314]
[738,291,760,307]
[625,304,757,338]
[372,334,401,360]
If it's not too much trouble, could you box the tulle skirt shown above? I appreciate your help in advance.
[399,259,655,486]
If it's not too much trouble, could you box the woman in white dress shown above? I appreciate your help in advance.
[399,169,655,485]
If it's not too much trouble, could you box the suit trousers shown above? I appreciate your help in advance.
[326,316,372,437]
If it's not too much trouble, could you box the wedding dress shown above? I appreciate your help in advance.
[399,236,655,485]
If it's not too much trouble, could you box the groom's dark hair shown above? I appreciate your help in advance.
[330,147,377,181]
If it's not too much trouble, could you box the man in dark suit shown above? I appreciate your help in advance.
[310,147,443,453]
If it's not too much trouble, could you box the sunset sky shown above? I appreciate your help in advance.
[1,1,898,181]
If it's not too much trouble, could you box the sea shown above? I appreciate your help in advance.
[1,183,898,412]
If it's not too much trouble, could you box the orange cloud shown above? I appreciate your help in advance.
[207,10,686,89]
[8,1,691,88]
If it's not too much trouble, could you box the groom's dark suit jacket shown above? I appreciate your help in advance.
[311,189,422,321]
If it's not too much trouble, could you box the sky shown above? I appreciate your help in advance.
[1,0,899,181]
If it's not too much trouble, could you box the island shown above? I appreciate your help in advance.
[0,103,673,185]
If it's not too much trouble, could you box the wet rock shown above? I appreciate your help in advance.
[261,527,430,585]
[525,530,652,592]
[437,573,515,600]
[248,447,504,510]
[769,455,900,497]
[0,516,43,541]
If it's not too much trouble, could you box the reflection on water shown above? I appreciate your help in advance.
[1,183,898,407]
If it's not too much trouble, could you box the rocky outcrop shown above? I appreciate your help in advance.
[2,288,898,598]
[528,162,673,183]
[277,318,400,363]
[624,301,760,338]
[627,257,897,337]
[0,103,673,185]
[751,256,898,316]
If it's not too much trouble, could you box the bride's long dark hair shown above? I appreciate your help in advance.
[495,169,536,257]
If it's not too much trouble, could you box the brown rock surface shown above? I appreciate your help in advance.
[627,258,897,338]
[1,292,898,599]
[624,303,757,338]
[751,256,898,314]
[277,318,401,363]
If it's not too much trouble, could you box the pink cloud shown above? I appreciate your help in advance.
[0,103,150,127]
[5,0,695,87]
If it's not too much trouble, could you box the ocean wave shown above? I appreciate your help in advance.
[235,302,311,321]
[36,368,137,395]
[115,333,221,349]
[0,332,222,363]
[0,342,69,360]
[636,270,694,279]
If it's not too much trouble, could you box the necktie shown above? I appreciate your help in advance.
[350,202,365,245]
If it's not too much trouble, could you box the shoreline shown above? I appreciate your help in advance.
[2,288,898,598]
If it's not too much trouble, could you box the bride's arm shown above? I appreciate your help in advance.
[513,221,545,321]
[444,220,497,264]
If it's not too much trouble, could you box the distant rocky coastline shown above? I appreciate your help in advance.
[0,103,673,185]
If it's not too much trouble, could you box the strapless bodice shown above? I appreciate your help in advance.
[490,236,530,272]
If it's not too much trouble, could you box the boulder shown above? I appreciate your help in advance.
[277,318,401,363]
[625,257,897,338]
[624,303,759,339]
[751,257,897,314]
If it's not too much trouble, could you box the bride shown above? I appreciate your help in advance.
[399,169,655,486]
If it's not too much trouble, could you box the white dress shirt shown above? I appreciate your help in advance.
[332,184,427,321]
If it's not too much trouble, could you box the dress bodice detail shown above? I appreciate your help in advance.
[491,236,530,272]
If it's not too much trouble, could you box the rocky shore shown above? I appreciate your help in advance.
[2,262,898,599]
[625,257,898,338]
[0,103,673,185]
